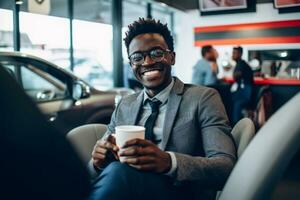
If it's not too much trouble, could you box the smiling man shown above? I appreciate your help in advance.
[89,18,236,200]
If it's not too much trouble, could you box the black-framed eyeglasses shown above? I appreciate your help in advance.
[128,48,171,65]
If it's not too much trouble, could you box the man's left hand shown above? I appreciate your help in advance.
[118,139,171,173]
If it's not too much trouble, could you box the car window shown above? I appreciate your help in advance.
[1,62,67,102]
[21,64,67,102]
[1,64,16,78]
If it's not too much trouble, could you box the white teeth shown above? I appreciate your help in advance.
[144,70,159,76]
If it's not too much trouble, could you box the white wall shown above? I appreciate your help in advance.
[173,3,300,83]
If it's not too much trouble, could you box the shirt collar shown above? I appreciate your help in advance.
[143,78,174,105]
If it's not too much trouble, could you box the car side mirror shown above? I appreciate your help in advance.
[36,89,55,101]
[72,81,91,100]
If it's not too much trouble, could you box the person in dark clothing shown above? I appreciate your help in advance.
[0,65,91,200]
[231,46,254,124]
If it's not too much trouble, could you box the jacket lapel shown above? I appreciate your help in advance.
[161,77,184,150]
[127,91,144,125]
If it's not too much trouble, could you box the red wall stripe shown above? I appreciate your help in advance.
[194,36,300,46]
[223,77,300,85]
[194,20,300,33]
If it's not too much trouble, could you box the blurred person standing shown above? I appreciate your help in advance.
[231,46,254,124]
[192,45,218,86]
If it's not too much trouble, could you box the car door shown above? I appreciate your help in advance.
[0,58,84,134]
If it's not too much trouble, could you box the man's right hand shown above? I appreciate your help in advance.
[91,134,119,169]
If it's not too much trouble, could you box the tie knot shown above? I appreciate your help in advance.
[148,99,161,112]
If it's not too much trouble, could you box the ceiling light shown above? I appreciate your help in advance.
[280,51,288,57]
[15,0,23,5]
[160,3,167,7]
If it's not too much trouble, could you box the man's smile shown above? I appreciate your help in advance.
[140,67,163,75]
[139,65,164,80]
[143,70,162,79]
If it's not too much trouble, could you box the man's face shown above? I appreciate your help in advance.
[232,49,241,61]
[128,33,175,91]
[207,48,217,62]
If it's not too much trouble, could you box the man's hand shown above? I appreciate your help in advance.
[210,62,218,74]
[92,134,119,169]
[118,139,171,173]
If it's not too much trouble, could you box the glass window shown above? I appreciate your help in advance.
[19,1,70,70]
[23,65,67,102]
[1,63,16,79]
[122,0,147,89]
[123,0,147,27]
[73,20,113,90]
[152,3,172,26]
[74,0,111,23]
[0,8,13,52]
[73,0,113,90]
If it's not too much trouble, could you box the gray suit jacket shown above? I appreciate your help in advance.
[105,77,236,188]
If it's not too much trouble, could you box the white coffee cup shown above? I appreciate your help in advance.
[115,125,145,148]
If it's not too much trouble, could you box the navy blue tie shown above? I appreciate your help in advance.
[144,99,161,142]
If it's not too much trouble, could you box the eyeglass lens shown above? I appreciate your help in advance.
[130,49,166,65]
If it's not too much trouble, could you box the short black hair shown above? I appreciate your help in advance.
[124,18,174,53]
[233,46,243,55]
[201,45,213,57]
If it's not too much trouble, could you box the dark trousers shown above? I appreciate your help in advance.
[89,162,188,200]
[231,84,253,124]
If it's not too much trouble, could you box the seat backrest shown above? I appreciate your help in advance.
[67,124,107,164]
[0,64,91,199]
[232,118,255,157]
[215,118,255,200]
[219,93,300,200]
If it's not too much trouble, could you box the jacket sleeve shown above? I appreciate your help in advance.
[87,98,123,178]
[174,89,236,189]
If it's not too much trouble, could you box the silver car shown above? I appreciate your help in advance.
[0,51,133,134]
